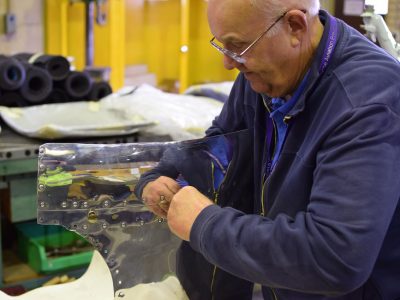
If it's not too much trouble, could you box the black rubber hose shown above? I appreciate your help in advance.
[14,53,71,81]
[0,92,29,107]
[87,81,113,100]
[13,53,32,61]
[47,88,70,103]
[19,63,53,104]
[61,71,93,100]
[0,55,26,91]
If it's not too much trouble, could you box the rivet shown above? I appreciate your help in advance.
[117,291,125,297]
[38,184,45,192]
[88,210,98,223]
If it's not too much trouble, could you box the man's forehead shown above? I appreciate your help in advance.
[208,0,267,39]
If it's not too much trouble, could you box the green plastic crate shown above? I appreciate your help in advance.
[15,221,93,274]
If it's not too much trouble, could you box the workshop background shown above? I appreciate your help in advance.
[0,0,399,297]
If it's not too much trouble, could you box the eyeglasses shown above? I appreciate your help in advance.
[210,10,289,64]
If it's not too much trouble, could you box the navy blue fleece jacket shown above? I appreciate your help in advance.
[189,10,400,300]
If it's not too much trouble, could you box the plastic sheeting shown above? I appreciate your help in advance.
[0,250,188,300]
[103,84,224,140]
[0,100,152,139]
[0,84,223,140]
[183,81,234,102]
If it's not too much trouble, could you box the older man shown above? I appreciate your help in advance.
[137,0,400,299]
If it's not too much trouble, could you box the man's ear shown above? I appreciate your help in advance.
[286,10,308,47]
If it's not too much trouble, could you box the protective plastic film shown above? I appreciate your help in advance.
[36,130,250,298]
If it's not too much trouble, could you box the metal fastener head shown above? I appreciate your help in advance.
[88,210,98,224]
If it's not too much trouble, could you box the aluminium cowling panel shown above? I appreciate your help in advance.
[36,130,249,297]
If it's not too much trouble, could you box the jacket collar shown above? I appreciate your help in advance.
[286,10,342,118]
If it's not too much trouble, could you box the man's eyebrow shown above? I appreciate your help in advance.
[218,34,245,44]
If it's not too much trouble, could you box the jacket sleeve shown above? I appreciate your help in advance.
[133,148,181,199]
[189,103,400,296]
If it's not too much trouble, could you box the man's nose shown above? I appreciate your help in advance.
[223,55,241,70]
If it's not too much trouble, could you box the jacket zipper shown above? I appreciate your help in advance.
[262,96,279,299]
[210,266,217,300]
[271,287,278,300]
[211,161,218,203]
[210,159,232,298]
[261,96,277,216]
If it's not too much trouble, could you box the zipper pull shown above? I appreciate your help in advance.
[283,115,292,124]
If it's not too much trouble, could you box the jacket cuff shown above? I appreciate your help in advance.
[190,204,222,253]
[133,174,161,200]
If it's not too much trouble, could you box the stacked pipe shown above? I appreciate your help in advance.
[0,53,113,107]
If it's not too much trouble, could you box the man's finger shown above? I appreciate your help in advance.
[166,181,181,194]
[143,196,167,218]
[149,203,167,218]
[158,176,181,194]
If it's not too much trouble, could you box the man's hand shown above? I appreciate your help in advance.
[167,186,214,241]
[142,176,181,218]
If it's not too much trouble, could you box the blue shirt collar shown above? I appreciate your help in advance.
[269,70,310,117]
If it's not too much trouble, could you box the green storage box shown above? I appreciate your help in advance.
[15,221,93,274]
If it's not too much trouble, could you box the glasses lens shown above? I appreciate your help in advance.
[210,38,246,63]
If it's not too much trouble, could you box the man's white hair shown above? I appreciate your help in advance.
[249,0,320,36]
[250,0,320,18]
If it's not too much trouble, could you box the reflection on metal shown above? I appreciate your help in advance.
[37,131,249,297]
[37,141,182,296]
